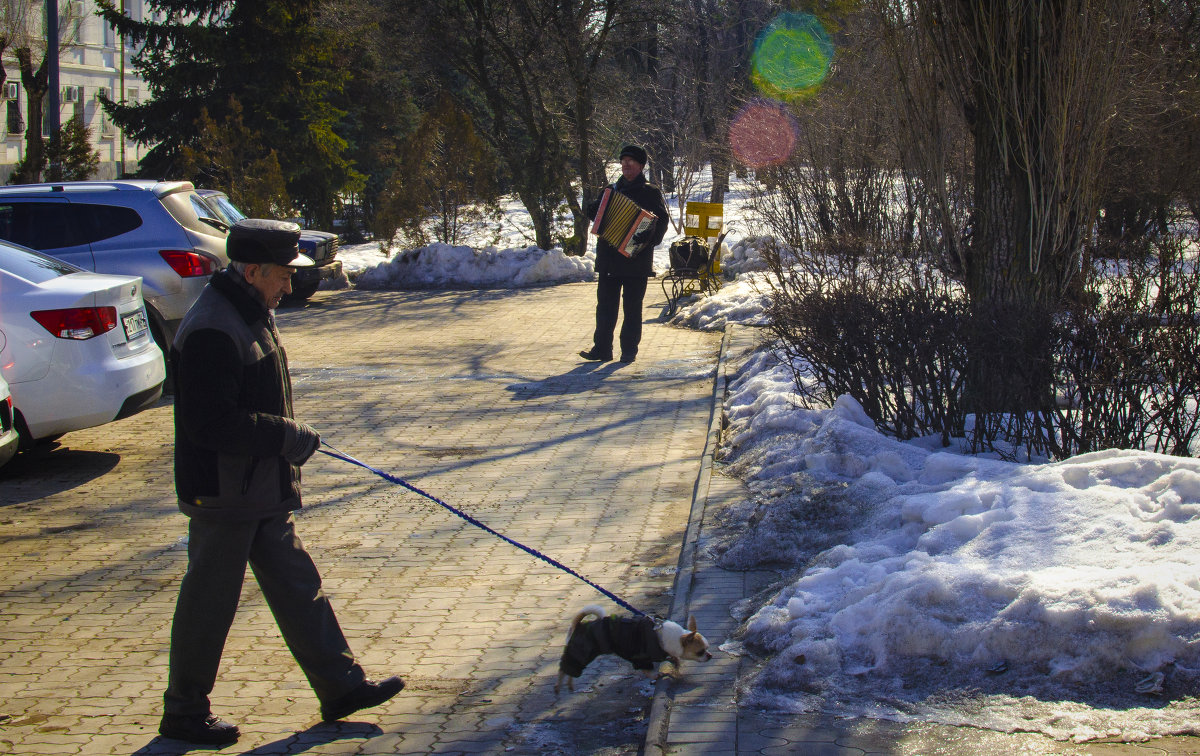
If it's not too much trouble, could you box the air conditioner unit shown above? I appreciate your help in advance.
[3,82,17,101]
[95,86,110,101]
[62,85,81,103]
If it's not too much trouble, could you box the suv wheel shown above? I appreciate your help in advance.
[148,310,173,392]
[286,278,320,301]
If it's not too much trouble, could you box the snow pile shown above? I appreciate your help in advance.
[354,243,595,290]
[671,273,772,331]
[721,235,771,276]
[318,264,351,291]
[715,350,1200,741]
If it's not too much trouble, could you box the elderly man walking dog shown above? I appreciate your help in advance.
[160,219,403,746]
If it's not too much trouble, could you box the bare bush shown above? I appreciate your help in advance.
[762,238,968,446]
[1051,235,1200,457]
[763,229,1200,460]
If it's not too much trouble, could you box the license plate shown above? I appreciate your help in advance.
[122,309,148,341]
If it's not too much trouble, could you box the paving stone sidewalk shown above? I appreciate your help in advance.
[0,282,720,755]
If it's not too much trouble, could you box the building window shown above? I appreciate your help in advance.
[6,100,23,134]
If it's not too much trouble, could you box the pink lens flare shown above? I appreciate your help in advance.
[729,100,799,168]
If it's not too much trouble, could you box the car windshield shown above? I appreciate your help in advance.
[0,240,81,282]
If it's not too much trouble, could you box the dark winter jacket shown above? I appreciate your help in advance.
[558,614,669,678]
[587,173,669,278]
[170,269,305,521]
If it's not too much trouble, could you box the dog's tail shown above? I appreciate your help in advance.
[566,604,607,642]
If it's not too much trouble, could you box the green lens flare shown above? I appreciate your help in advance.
[751,12,833,98]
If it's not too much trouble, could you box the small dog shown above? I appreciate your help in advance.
[555,604,712,693]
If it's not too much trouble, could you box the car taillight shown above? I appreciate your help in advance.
[160,250,217,278]
[31,307,119,340]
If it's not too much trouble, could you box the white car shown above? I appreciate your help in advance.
[0,239,165,444]
[0,375,18,467]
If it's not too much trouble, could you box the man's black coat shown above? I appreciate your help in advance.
[171,269,305,521]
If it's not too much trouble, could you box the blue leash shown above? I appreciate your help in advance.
[317,443,648,617]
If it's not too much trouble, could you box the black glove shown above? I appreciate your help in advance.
[283,421,321,465]
[629,229,652,257]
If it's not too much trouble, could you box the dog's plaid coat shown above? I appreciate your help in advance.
[558,615,669,679]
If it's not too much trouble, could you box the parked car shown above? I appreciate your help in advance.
[0,239,165,445]
[0,180,228,357]
[196,189,343,300]
[0,375,19,467]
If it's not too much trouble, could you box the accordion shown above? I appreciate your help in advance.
[591,187,657,257]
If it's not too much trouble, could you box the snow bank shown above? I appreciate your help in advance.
[354,243,595,289]
[715,351,1200,741]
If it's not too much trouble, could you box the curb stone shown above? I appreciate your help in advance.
[644,323,735,756]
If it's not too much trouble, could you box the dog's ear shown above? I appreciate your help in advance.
[687,615,698,633]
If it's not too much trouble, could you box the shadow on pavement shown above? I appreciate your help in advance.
[0,443,120,503]
[504,361,629,400]
[130,722,382,756]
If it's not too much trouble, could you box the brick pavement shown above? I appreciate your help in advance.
[0,283,720,755]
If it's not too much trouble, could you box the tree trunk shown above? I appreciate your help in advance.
[963,96,1058,419]
[709,151,730,203]
[15,48,48,184]
[516,187,555,251]
[571,79,597,256]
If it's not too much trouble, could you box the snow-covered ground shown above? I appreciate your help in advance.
[715,353,1200,742]
[329,172,1200,743]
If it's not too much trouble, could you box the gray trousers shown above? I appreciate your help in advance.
[163,513,364,718]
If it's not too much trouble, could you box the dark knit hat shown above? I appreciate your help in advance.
[227,219,314,267]
[619,144,648,166]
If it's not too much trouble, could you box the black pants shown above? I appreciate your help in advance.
[592,274,648,359]
[163,513,364,718]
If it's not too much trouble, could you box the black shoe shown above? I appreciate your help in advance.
[320,676,405,722]
[619,353,636,363]
[579,348,613,361]
[159,713,240,745]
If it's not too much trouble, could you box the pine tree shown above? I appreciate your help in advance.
[97,0,358,226]
[45,117,101,181]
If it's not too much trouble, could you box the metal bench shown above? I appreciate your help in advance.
[661,201,727,316]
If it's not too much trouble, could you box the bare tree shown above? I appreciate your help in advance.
[0,0,36,91]
[877,0,1132,418]
[6,0,85,184]
[887,0,1130,309]
[657,0,771,202]
[410,0,654,253]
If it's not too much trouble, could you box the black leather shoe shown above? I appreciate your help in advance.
[320,676,405,722]
[579,349,613,361]
[619,353,636,363]
[159,713,240,745]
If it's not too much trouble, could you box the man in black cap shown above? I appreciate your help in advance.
[160,219,403,745]
[580,144,669,363]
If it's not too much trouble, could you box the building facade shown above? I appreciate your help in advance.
[1,0,150,184]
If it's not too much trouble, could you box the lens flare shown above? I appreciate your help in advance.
[751,12,833,99]
[729,100,798,169]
